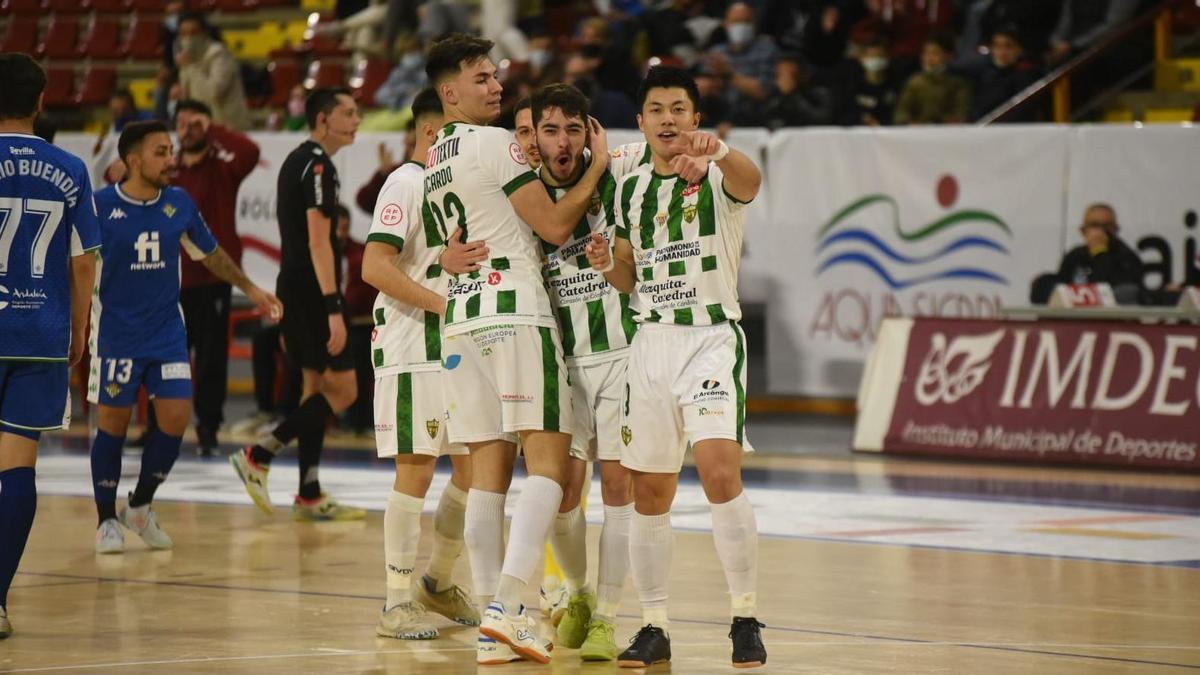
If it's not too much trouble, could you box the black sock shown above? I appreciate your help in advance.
[249,445,276,466]
[272,394,334,447]
[97,502,117,526]
[297,423,324,500]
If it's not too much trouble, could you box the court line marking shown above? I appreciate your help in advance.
[12,571,1200,671]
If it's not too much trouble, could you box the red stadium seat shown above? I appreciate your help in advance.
[0,0,45,15]
[349,57,390,105]
[304,59,345,90]
[0,15,37,54]
[214,0,259,13]
[263,58,300,108]
[37,16,80,59]
[122,13,163,60]
[89,0,130,12]
[127,0,162,11]
[79,16,123,59]
[42,67,76,108]
[46,0,91,13]
[75,65,116,106]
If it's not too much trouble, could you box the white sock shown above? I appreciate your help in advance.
[424,481,468,593]
[550,506,590,595]
[465,488,506,610]
[595,502,632,623]
[710,491,759,618]
[494,475,563,613]
[384,490,424,610]
[630,510,672,630]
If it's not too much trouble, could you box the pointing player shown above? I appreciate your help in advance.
[360,88,480,642]
[586,66,767,669]
[0,54,100,638]
[423,33,610,664]
[89,121,281,554]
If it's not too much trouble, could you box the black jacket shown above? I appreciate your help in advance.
[1056,235,1144,289]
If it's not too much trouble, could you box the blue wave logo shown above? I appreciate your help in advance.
[815,180,1012,290]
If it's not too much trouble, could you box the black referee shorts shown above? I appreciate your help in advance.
[278,285,356,373]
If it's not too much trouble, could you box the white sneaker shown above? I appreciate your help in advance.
[230,448,274,515]
[476,633,521,665]
[376,601,439,640]
[229,411,275,435]
[540,578,569,627]
[480,602,552,664]
[95,518,124,554]
[0,606,12,639]
[119,499,172,550]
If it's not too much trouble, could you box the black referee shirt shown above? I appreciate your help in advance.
[276,139,342,290]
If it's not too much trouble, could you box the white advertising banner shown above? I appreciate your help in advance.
[764,126,1070,397]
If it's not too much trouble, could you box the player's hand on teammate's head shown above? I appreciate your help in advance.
[440,227,490,274]
[585,232,612,270]
[587,116,609,170]
[670,153,709,184]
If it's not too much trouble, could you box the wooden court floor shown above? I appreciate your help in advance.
[2,489,1198,674]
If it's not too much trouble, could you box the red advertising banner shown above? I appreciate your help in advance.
[881,318,1200,470]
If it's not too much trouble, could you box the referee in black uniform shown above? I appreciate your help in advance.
[230,87,365,521]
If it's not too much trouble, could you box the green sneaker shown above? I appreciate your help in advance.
[579,618,618,661]
[556,591,594,648]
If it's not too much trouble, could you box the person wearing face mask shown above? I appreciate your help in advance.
[842,37,900,126]
[705,2,780,114]
[176,12,250,131]
[969,27,1038,122]
[893,32,972,125]
[375,39,429,110]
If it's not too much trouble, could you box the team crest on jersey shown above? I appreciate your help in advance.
[588,194,602,216]
[621,425,632,445]
[105,383,121,398]
[683,204,697,223]
[425,418,440,439]
[654,212,667,227]
[162,203,176,218]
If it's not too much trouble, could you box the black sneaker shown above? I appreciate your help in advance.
[730,616,767,668]
[195,429,221,456]
[618,624,671,668]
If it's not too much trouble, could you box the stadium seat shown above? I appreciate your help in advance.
[89,0,130,12]
[75,65,116,106]
[127,0,163,11]
[37,16,80,59]
[42,67,76,108]
[0,15,37,54]
[349,57,390,105]
[46,0,90,13]
[263,58,300,108]
[79,16,123,59]
[0,0,44,15]
[122,14,163,59]
[304,59,345,90]
[215,0,259,13]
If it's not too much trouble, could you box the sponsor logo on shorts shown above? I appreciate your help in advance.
[443,354,462,370]
[501,393,534,403]
[702,379,720,390]
[426,418,440,439]
[481,346,494,357]
[621,425,632,445]
[488,271,502,286]
[694,379,729,403]
[375,423,394,432]
[161,362,191,380]
[371,327,379,342]
[698,406,724,417]
[105,383,121,398]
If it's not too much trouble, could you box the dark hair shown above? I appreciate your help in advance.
[514,96,531,117]
[173,98,212,120]
[118,120,171,160]
[924,31,956,55]
[636,66,700,112]
[34,116,57,143]
[990,24,1023,48]
[305,86,353,130]
[410,87,443,123]
[110,88,136,108]
[177,10,207,29]
[425,33,495,84]
[0,53,47,120]
[531,83,590,126]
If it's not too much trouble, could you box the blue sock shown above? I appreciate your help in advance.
[129,429,181,508]
[90,429,125,525]
[0,466,37,610]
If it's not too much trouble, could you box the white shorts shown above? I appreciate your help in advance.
[442,323,574,443]
[619,322,752,474]
[567,356,628,462]
[373,370,467,458]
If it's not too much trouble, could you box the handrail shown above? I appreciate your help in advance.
[978,0,1181,125]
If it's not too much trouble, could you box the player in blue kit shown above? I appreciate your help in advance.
[0,54,101,639]
[88,121,281,554]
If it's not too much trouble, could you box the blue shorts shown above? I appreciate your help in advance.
[0,360,71,439]
[88,355,193,407]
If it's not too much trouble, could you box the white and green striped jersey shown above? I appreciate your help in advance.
[424,122,554,336]
[615,162,749,326]
[538,143,651,366]
[366,161,447,374]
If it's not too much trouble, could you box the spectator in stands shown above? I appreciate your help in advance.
[176,12,251,130]
[956,0,1063,68]
[172,99,261,453]
[565,53,638,128]
[383,0,470,54]
[705,3,780,115]
[526,33,565,87]
[894,33,972,125]
[334,204,378,436]
[755,54,835,128]
[1046,0,1140,65]
[375,37,428,109]
[850,0,934,64]
[578,17,640,99]
[355,138,405,216]
[694,67,732,131]
[92,89,153,187]
[482,0,530,62]
[282,85,309,131]
[842,37,901,125]
[643,0,723,67]
[969,27,1038,122]
[1030,203,1145,304]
